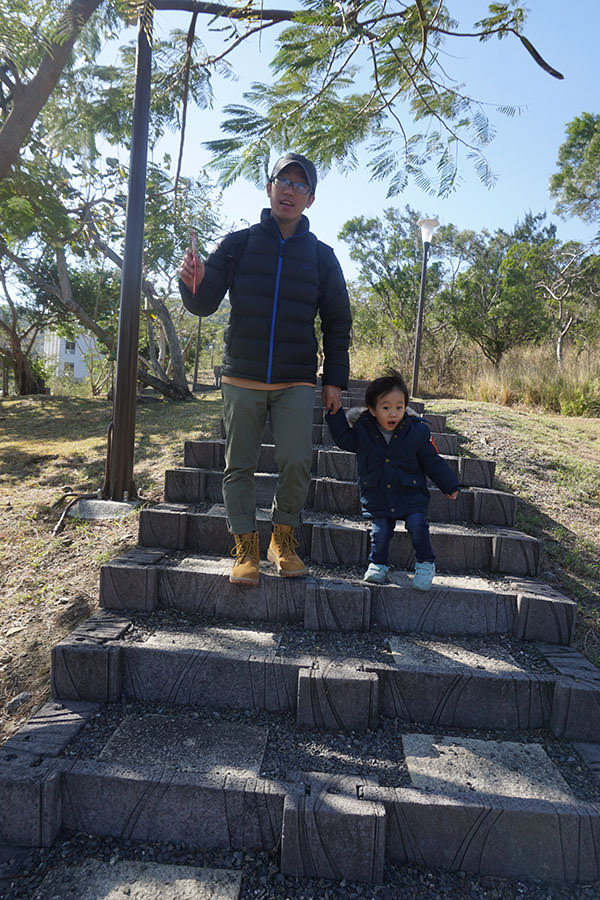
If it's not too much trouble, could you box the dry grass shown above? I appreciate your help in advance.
[350,343,600,416]
[1,389,599,745]
[427,398,600,663]
[0,389,222,742]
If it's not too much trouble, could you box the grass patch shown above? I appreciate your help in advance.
[0,391,222,740]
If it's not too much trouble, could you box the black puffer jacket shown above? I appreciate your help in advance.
[179,209,351,387]
[326,407,460,519]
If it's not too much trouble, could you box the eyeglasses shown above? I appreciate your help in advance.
[272,175,312,195]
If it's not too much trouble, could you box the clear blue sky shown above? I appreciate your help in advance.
[145,0,600,277]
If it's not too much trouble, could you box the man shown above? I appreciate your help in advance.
[179,152,352,584]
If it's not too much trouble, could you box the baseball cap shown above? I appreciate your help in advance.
[270,152,317,194]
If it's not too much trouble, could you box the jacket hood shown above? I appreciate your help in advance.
[346,406,367,427]
[346,405,421,427]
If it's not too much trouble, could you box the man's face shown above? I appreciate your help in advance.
[266,164,314,230]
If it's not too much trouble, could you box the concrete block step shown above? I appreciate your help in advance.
[315,445,496,488]
[99,550,576,645]
[164,469,515,526]
[49,611,598,740]
[218,419,457,453]
[138,506,541,577]
[183,440,496,488]
[3,698,600,883]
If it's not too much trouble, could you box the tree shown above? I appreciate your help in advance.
[1,5,232,396]
[436,217,554,366]
[339,206,444,361]
[550,113,600,225]
[1,2,563,195]
[533,241,600,363]
[0,152,221,397]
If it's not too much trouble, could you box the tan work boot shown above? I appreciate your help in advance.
[230,531,260,584]
[267,523,307,577]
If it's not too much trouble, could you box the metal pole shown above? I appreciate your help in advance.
[411,240,430,398]
[193,317,202,390]
[105,12,153,500]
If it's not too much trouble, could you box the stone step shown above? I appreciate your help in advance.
[184,440,496,488]
[315,445,495,488]
[218,420,457,453]
[99,549,576,645]
[4,698,600,883]
[48,611,599,741]
[138,506,541,577]
[164,469,515,526]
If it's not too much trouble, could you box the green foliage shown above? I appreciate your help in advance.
[436,216,556,366]
[558,377,600,417]
[339,205,443,345]
[342,207,600,389]
[203,1,552,197]
[550,113,600,225]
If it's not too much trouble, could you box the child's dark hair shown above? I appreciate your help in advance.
[365,370,409,409]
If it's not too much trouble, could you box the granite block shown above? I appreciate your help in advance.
[61,761,284,849]
[164,468,205,503]
[0,755,61,847]
[100,560,158,612]
[139,505,188,549]
[280,784,385,882]
[296,666,379,730]
[304,580,371,632]
[382,787,600,882]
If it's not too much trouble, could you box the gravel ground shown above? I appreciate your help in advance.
[122,609,556,674]
[2,831,600,900]
[59,699,600,803]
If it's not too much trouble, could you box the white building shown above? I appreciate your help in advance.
[43,332,97,380]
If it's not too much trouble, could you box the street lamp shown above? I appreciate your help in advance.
[411,217,439,398]
[104,11,153,501]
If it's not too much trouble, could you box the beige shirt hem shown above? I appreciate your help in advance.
[222,375,316,391]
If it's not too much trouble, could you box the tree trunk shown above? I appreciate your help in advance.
[13,343,43,395]
[84,232,193,399]
[0,0,103,180]
[556,315,574,367]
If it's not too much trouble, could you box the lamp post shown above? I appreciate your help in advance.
[411,217,439,399]
[103,11,153,500]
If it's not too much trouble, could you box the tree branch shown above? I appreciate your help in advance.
[0,0,103,180]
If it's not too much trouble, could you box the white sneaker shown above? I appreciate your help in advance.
[413,561,435,591]
[363,563,390,584]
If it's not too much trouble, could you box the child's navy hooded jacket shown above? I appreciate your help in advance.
[326,407,460,519]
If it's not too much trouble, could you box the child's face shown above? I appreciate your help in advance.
[369,387,407,432]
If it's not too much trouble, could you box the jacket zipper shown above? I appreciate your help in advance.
[266,236,285,384]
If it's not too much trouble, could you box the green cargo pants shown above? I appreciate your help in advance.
[221,382,315,535]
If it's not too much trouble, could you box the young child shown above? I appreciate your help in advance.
[325,371,459,589]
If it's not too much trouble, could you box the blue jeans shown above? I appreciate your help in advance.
[369,513,435,565]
